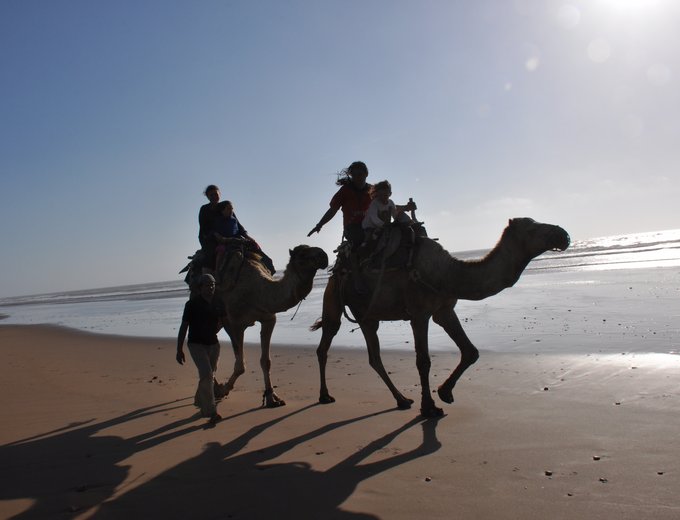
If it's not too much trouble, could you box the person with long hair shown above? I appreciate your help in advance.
[308,162,414,292]
[308,161,372,245]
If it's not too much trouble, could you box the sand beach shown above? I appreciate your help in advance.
[1,230,679,518]
[1,319,679,519]
[4,1,680,517]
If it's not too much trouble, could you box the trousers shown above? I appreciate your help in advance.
[188,342,220,417]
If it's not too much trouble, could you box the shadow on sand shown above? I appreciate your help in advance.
[1,401,442,519]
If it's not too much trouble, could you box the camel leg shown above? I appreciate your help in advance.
[432,308,479,404]
[260,317,285,408]
[410,316,443,417]
[317,276,343,404]
[360,319,414,410]
[222,324,246,397]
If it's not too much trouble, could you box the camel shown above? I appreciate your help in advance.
[312,217,570,417]
[216,244,329,407]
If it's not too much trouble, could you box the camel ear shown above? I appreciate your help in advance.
[289,249,293,256]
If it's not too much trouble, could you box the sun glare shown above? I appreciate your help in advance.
[599,0,663,11]
[596,0,670,14]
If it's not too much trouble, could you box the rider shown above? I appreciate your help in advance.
[308,161,371,291]
[198,185,221,274]
[308,161,372,245]
[308,162,414,291]
[361,180,415,261]
[362,180,412,232]
[213,200,275,276]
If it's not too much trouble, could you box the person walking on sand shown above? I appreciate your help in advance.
[176,273,226,424]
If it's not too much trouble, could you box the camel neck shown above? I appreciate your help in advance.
[257,268,314,314]
[445,241,531,301]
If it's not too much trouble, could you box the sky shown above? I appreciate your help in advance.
[1,0,678,298]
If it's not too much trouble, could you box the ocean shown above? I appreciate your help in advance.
[1,229,679,354]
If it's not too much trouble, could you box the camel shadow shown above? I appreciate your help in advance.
[0,398,262,519]
[91,406,443,519]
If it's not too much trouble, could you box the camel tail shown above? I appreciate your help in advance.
[310,318,323,332]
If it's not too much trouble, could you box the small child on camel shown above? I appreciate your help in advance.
[213,200,248,270]
[361,180,413,239]
[213,201,275,276]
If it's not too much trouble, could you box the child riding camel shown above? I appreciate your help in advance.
[213,200,275,276]
[362,180,412,235]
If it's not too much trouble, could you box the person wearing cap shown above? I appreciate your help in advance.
[176,273,226,424]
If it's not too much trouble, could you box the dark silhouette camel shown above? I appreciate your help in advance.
[217,245,328,407]
[312,217,570,416]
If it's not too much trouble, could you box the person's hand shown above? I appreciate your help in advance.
[406,201,417,212]
[307,224,321,237]
[176,349,185,365]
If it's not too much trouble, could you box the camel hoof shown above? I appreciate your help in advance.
[319,394,336,404]
[437,386,454,404]
[420,406,444,418]
[397,398,414,410]
[262,390,286,408]
[214,383,229,400]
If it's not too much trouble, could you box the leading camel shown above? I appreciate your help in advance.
[312,218,570,417]
[217,244,328,407]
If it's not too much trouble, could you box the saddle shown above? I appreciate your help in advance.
[216,240,277,287]
[332,222,427,275]
[179,240,275,293]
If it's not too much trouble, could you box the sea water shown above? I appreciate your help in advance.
[1,229,679,354]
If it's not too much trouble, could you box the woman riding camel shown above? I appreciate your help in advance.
[198,184,221,274]
[308,162,416,243]
[308,161,372,245]
[308,162,415,291]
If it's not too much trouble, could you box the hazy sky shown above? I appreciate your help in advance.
[1,0,678,298]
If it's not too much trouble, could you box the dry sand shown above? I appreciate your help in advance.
[1,324,679,519]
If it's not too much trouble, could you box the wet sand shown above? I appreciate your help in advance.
[1,324,679,519]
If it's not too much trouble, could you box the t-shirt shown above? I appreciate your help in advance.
[362,198,397,229]
[330,184,372,226]
[213,214,246,239]
[181,296,226,346]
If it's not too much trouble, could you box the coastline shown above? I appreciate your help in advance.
[1,264,678,355]
[2,324,679,519]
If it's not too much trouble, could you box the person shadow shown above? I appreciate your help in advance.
[1,400,442,519]
[91,404,443,519]
[0,398,239,519]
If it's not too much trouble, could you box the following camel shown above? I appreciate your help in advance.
[311,217,570,417]
[215,244,329,407]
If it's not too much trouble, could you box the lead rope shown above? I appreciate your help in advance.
[290,297,305,321]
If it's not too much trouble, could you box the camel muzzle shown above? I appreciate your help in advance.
[551,227,570,251]
[318,251,330,269]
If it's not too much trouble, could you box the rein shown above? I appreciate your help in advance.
[289,297,305,321]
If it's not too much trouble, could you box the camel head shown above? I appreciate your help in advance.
[288,245,329,274]
[504,218,570,258]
